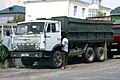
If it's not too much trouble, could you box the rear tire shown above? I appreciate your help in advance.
[95,47,105,62]
[83,47,95,63]
[21,58,34,67]
[51,50,62,68]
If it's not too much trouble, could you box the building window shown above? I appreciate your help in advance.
[74,6,77,16]
[82,8,85,18]
[88,9,98,17]
[92,0,100,5]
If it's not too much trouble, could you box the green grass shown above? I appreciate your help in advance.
[0,62,5,69]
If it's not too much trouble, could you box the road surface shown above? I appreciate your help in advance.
[0,56,120,80]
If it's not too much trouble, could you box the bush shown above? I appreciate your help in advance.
[0,62,5,69]
[0,42,9,68]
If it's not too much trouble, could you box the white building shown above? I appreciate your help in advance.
[25,0,111,21]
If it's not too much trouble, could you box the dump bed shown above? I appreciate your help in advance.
[51,16,113,42]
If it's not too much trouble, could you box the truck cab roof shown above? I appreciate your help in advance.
[17,20,59,24]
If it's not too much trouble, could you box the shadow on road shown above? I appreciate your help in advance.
[29,57,83,69]
[67,57,83,65]
[13,56,120,69]
[16,57,84,69]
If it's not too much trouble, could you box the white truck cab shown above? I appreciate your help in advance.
[13,20,61,51]
[1,20,62,68]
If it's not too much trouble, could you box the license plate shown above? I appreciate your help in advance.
[21,53,29,56]
[111,49,117,51]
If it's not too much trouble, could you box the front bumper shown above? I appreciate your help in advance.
[108,44,120,55]
[10,51,52,58]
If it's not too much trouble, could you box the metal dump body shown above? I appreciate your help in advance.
[51,16,113,43]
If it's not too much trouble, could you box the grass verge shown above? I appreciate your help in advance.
[0,62,5,69]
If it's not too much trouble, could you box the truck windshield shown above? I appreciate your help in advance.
[16,22,45,34]
[113,28,120,35]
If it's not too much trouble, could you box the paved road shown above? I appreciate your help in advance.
[0,56,120,80]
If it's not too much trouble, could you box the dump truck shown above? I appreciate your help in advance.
[1,16,113,68]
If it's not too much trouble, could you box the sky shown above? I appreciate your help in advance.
[0,0,120,10]
[83,0,120,9]
[0,0,3,10]
[101,0,120,9]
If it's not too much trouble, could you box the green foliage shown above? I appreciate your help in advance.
[0,62,5,69]
[14,15,25,23]
[0,42,9,69]
[96,11,106,17]
[0,43,8,63]
[7,15,25,23]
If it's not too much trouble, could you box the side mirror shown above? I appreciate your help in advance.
[6,30,10,36]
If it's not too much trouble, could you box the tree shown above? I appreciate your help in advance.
[0,41,9,68]
[96,11,106,17]
[14,15,25,23]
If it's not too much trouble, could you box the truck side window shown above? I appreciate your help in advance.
[3,26,12,36]
[52,23,56,32]
[47,24,50,32]
[47,23,56,32]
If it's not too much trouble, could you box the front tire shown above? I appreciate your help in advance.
[51,50,62,68]
[21,58,34,67]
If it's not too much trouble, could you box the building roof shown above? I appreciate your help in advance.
[25,0,90,5]
[100,6,111,10]
[110,6,120,15]
[0,5,25,14]
[72,0,90,5]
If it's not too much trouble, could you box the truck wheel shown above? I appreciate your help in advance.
[107,53,113,59]
[51,50,62,68]
[21,58,34,67]
[95,47,105,62]
[84,47,95,63]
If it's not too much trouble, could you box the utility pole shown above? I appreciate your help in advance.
[99,0,102,6]
[68,0,71,17]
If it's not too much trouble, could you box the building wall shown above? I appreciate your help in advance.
[25,0,110,20]
[112,16,120,24]
[25,1,69,21]
[0,14,14,23]
[0,13,25,23]
[25,1,90,20]
[68,3,88,19]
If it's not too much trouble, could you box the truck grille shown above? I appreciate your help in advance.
[17,44,36,51]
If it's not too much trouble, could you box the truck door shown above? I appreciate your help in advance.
[1,24,15,50]
[45,23,61,51]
